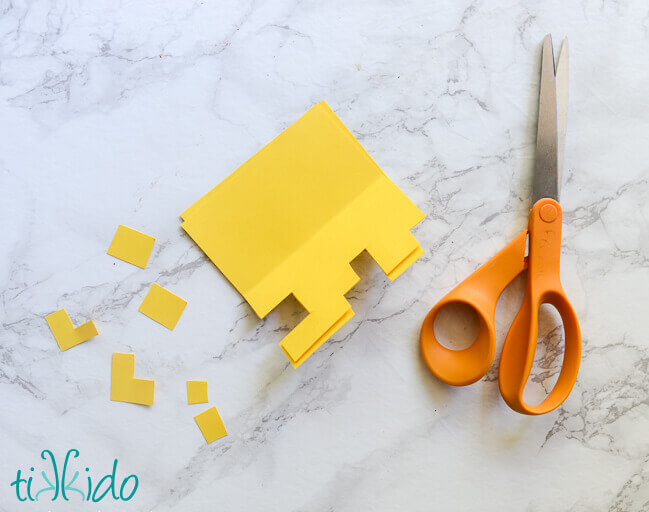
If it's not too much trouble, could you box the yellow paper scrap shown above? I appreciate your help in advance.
[187,380,208,404]
[45,309,98,351]
[181,101,425,368]
[194,406,227,443]
[107,225,155,269]
[138,283,187,330]
[110,353,155,406]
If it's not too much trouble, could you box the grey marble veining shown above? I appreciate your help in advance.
[1,1,649,510]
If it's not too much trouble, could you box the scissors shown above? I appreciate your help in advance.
[420,35,581,415]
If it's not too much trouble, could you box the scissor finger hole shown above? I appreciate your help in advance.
[522,303,566,406]
[433,301,481,351]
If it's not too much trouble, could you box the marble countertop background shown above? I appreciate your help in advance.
[2,1,649,511]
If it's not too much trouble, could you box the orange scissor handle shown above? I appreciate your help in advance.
[498,198,581,415]
[420,230,528,386]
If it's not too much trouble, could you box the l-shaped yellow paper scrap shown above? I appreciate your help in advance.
[194,406,227,443]
[107,225,155,269]
[187,380,209,404]
[181,102,425,368]
[45,309,98,351]
[138,283,187,330]
[110,353,155,406]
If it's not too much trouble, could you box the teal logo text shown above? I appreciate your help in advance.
[10,449,138,503]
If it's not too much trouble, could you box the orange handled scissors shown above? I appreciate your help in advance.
[420,35,581,415]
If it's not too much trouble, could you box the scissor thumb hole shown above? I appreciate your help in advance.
[433,300,481,350]
[420,299,495,386]
[520,291,581,414]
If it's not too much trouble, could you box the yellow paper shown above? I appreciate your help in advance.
[138,283,187,330]
[194,406,227,443]
[107,225,155,269]
[45,309,98,351]
[110,353,155,406]
[187,380,208,404]
[181,102,425,367]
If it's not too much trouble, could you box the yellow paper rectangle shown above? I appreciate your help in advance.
[187,380,208,404]
[181,102,424,367]
[138,283,187,330]
[107,225,155,269]
[194,406,227,444]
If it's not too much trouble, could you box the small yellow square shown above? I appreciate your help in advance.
[187,380,208,404]
[107,225,155,269]
[194,406,227,444]
[138,283,187,330]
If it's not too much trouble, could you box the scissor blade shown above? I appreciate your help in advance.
[532,34,560,203]
[555,37,569,196]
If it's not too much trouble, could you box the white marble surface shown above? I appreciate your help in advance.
[2,1,649,510]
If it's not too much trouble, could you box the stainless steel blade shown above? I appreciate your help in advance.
[532,34,560,203]
[555,37,569,197]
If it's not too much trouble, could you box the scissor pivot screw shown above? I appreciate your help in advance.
[540,203,558,223]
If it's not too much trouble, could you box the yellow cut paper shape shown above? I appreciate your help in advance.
[187,380,208,404]
[107,225,155,269]
[181,102,425,368]
[110,353,155,406]
[45,309,98,351]
[194,406,227,443]
[138,283,187,330]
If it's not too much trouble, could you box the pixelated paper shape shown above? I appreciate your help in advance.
[181,102,425,367]
[110,353,155,406]
[45,309,98,351]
